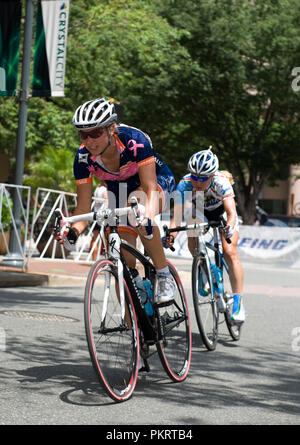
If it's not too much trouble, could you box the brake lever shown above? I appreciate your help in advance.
[162,225,175,251]
[220,216,232,244]
[54,209,64,236]
[129,197,153,239]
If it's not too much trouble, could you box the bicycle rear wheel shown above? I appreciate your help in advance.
[222,263,242,341]
[84,259,139,402]
[156,261,192,382]
[192,255,218,351]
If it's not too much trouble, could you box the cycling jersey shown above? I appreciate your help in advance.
[175,171,235,221]
[73,124,175,203]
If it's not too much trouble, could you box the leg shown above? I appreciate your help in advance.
[221,230,243,294]
[187,236,199,257]
[128,186,175,304]
[89,228,100,261]
[139,225,167,270]
[221,230,246,323]
[119,229,138,269]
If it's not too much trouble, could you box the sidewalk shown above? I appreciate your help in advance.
[0,258,92,287]
[0,256,192,288]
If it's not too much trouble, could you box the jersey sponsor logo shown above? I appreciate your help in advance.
[238,237,288,250]
[128,139,144,157]
[78,153,89,164]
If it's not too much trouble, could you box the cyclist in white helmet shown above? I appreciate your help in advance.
[57,97,176,304]
[164,147,245,324]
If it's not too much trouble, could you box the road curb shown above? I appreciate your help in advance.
[0,271,49,287]
[0,269,192,288]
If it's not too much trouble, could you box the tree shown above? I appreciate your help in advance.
[65,0,193,170]
[159,0,300,223]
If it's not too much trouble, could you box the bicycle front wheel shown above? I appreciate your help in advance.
[192,255,218,351]
[156,261,192,382]
[84,259,139,402]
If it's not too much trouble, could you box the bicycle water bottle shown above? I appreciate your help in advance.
[132,270,154,317]
[211,263,226,312]
[143,278,154,317]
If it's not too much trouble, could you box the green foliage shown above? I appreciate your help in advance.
[24,145,75,193]
[0,97,19,155]
[0,192,13,232]
[2,0,300,223]
[159,0,300,221]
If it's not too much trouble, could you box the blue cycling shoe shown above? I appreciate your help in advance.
[230,294,246,324]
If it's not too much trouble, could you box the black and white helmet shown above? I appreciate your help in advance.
[72,98,118,130]
[188,147,219,176]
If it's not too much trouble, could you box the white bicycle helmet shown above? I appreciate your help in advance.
[72,98,118,130]
[188,147,219,176]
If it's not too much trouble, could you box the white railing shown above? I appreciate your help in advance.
[0,184,166,266]
[0,183,31,261]
[27,186,104,264]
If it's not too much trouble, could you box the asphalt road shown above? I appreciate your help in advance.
[0,260,299,426]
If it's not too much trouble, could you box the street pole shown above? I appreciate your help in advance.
[2,0,34,268]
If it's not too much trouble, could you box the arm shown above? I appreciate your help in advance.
[72,181,93,235]
[55,182,92,245]
[223,196,237,237]
[138,162,160,222]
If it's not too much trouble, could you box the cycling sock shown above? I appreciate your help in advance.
[157,266,171,277]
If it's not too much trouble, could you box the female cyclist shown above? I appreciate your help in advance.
[164,148,245,324]
[58,97,175,304]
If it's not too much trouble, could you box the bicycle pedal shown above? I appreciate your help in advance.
[139,360,150,373]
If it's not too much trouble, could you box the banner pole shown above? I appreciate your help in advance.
[2,0,34,268]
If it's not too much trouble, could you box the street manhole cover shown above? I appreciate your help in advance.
[0,310,79,323]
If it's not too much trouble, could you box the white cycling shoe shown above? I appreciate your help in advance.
[156,275,175,305]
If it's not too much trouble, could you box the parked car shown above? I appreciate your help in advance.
[264,218,288,227]
[255,206,300,227]
[268,215,300,227]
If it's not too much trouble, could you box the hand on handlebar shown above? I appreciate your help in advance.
[161,234,175,250]
[222,224,234,240]
[138,217,153,240]
[53,209,78,251]
[128,198,153,240]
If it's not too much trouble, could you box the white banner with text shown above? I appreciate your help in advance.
[161,223,300,268]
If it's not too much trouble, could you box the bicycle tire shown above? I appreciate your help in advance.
[222,262,242,341]
[84,259,139,402]
[156,261,192,382]
[192,255,218,351]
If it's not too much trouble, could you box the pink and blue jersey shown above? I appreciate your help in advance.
[73,124,175,202]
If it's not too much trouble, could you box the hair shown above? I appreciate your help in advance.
[220,170,234,185]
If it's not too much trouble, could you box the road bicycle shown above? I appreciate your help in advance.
[54,198,192,402]
[163,218,241,351]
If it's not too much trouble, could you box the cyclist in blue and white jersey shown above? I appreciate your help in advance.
[58,98,175,304]
[164,148,245,324]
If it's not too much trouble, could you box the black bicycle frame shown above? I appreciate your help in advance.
[119,240,159,344]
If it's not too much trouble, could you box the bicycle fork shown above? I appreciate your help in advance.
[100,231,127,330]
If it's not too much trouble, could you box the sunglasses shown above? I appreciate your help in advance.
[79,127,105,140]
[191,174,210,182]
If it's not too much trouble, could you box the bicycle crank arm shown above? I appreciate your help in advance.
[98,324,128,335]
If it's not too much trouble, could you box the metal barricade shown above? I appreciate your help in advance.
[0,183,31,266]
[27,187,104,263]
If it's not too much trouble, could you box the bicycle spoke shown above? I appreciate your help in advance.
[192,256,218,350]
